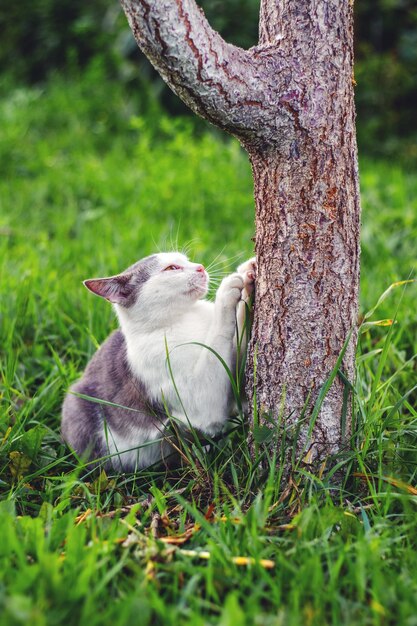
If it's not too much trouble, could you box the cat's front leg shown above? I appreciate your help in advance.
[213,272,245,336]
[236,257,256,345]
[182,273,244,434]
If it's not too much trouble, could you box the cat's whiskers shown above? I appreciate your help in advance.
[206,252,244,273]
[204,246,228,270]
[206,273,228,284]
[205,249,240,272]
[207,268,229,277]
[181,239,200,257]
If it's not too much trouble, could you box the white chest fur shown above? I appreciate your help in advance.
[121,299,233,433]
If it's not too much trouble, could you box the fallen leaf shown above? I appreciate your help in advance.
[354,472,417,495]
[9,451,31,480]
[179,549,275,569]
[232,556,275,569]
[75,508,92,525]
[204,503,215,521]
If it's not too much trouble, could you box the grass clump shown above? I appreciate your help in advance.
[1,68,417,625]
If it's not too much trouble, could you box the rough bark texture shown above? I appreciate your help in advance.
[120,0,361,465]
[249,0,360,461]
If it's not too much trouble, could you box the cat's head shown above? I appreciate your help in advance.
[83,252,209,315]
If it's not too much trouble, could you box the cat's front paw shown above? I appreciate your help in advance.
[237,257,257,296]
[216,273,244,309]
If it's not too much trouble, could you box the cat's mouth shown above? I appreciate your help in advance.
[187,273,208,297]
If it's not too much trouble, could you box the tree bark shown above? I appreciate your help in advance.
[120,0,361,466]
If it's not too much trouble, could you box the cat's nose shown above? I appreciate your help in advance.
[196,265,205,274]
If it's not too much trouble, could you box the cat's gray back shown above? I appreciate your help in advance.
[61,329,165,465]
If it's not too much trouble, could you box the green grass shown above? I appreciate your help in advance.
[1,67,417,625]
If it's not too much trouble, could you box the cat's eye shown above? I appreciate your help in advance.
[163,264,182,271]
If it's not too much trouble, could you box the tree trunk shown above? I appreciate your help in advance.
[119,0,361,467]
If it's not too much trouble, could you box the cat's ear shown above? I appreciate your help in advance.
[83,273,134,305]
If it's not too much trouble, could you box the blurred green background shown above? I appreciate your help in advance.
[1,0,416,163]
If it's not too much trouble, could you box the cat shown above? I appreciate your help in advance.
[61,252,256,471]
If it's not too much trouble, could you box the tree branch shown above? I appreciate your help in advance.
[120,0,273,143]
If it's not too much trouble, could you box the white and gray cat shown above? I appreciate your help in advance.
[61,252,256,471]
